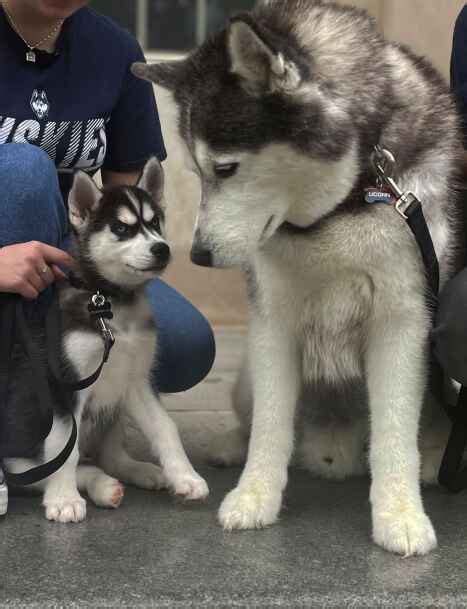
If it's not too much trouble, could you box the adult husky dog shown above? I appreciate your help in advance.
[4,158,209,521]
[134,0,464,555]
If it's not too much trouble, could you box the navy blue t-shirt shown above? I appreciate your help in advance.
[0,6,167,200]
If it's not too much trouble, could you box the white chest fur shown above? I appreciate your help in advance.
[251,206,426,385]
[64,295,157,415]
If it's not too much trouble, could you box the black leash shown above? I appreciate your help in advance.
[1,285,115,490]
[371,146,467,492]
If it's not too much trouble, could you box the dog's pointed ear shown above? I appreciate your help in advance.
[227,18,301,95]
[131,60,184,92]
[138,157,165,208]
[68,171,101,230]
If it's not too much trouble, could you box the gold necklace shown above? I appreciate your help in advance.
[2,1,64,63]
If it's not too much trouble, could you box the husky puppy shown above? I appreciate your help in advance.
[133,0,465,555]
[4,158,209,522]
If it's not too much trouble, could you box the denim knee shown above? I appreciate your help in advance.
[155,315,216,394]
[0,144,66,247]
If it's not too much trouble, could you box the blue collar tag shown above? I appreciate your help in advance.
[364,187,395,205]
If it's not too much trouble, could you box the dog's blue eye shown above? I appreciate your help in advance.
[112,221,130,237]
[149,217,160,232]
[214,163,239,179]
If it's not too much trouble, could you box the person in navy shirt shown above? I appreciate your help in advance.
[0,0,215,393]
[452,4,467,148]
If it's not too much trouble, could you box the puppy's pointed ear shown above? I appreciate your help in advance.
[68,171,101,230]
[138,157,165,208]
[227,18,302,95]
[131,60,184,91]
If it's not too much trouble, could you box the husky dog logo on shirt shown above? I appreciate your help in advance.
[30,89,50,120]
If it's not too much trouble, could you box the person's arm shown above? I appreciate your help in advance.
[102,37,167,183]
[101,169,140,187]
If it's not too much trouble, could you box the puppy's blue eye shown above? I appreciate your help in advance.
[112,221,130,236]
[214,162,239,179]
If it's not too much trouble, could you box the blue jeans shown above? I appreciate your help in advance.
[0,143,215,393]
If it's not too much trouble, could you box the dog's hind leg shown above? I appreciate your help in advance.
[124,384,209,500]
[207,359,250,467]
[97,421,168,491]
[77,464,124,509]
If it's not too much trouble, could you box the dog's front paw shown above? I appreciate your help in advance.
[44,492,87,523]
[219,483,282,530]
[372,508,437,556]
[171,473,209,501]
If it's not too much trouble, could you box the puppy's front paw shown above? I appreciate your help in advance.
[44,493,87,523]
[219,483,282,530]
[372,508,437,556]
[171,473,209,501]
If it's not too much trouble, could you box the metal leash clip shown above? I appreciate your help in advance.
[89,291,115,362]
[370,145,418,220]
[0,468,8,516]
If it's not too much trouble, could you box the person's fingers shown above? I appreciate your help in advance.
[50,265,68,281]
[34,242,76,269]
[36,262,56,287]
[17,279,39,300]
[26,268,48,294]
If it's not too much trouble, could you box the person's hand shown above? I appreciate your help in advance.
[0,241,75,300]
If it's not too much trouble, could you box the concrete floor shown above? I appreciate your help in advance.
[3,468,467,608]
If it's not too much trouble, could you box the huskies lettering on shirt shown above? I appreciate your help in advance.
[0,115,108,171]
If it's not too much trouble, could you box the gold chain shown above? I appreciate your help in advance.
[1,1,63,52]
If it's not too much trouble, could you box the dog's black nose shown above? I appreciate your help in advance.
[190,246,213,267]
[151,242,171,265]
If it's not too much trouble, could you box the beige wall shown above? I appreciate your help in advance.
[334,0,464,79]
[159,0,465,325]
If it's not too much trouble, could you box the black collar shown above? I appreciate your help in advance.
[67,270,136,305]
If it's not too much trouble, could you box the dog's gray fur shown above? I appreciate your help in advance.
[134,0,465,555]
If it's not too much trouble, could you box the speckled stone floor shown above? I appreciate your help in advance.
[2,467,467,608]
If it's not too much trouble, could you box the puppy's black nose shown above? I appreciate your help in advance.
[190,246,213,267]
[151,242,171,265]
